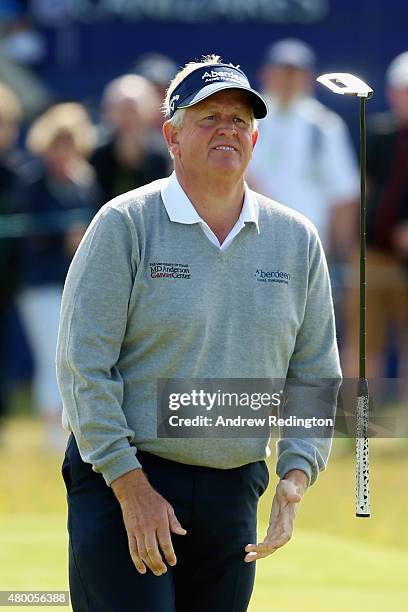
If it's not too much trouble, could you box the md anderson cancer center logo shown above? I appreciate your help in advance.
[149,262,191,279]
[255,268,291,285]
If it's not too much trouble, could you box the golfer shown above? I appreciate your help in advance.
[57,54,341,612]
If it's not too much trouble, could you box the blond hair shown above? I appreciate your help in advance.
[27,103,95,157]
[0,82,22,124]
[163,54,222,118]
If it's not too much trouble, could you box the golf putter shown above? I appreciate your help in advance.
[316,73,373,517]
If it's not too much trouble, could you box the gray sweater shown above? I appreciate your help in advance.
[56,179,341,487]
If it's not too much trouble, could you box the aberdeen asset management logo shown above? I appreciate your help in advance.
[149,262,191,279]
[255,269,291,285]
[201,70,247,85]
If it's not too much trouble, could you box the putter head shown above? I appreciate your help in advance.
[316,73,373,98]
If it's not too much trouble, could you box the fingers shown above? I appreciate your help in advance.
[129,506,186,576]
[244,529,292,562]
[128,529,166,576]
[127,535,146,574]
[121,491,187,576]
[131,526,166,577]
[143,531,168,576]
[244,485,298,562]
[167,505,187,536]
[157,526,177,567]
[244,550,276,563]
[156,505,187,567]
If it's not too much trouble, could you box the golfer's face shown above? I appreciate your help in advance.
[174,89,256,178]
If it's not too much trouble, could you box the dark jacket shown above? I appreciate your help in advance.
[366,112,408,252]
[17,165,100,288]
[90,138,169,205]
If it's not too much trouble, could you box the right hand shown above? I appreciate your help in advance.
[111,469,187,576]
[392,222,408,257]
[64,225,86,257]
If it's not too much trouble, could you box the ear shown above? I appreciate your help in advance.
[162,120,180,158]
[252,129,259,149]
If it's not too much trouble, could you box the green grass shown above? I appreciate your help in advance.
[250,530,408,611]
[1,417,407,611]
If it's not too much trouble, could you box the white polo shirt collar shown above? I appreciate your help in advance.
[161,171,259,251]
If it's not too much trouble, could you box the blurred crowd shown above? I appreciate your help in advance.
[1,34,407,448]
[0,52,174,447]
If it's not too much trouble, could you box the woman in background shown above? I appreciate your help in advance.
[17,103,100,449]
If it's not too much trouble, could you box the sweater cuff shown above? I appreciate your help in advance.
[276,455,313,488]
[99,451,142,487]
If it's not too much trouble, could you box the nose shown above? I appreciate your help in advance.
[216,117,237,136]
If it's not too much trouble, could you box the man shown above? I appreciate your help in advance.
[131,52,178,155]
[91,74,170,205]
[343,51,408,379]
[247,38,359,257]
[57,55,341,612]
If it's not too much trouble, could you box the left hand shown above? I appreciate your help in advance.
[244,470,307,562]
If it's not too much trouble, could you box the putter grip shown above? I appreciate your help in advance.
[356,378,370,516]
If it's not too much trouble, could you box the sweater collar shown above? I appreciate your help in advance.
[161,171,259,233]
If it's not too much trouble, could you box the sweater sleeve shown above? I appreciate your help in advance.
[275,228,342,487]
[56,205,141,486]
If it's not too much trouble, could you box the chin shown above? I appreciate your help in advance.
[209,161,242,175]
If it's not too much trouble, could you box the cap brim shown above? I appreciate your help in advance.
[177,82,268,119]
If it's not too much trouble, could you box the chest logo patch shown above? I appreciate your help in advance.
[254,269,291,284]
[149,262,191,279]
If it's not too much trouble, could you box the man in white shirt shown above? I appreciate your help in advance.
[247,38,359,255]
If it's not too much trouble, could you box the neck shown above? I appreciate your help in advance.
[175,167,245,243]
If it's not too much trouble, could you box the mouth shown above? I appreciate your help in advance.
[212,145,239,152]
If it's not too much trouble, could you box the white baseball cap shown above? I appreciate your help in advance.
[386,51,408,88]
[264,38,316,71]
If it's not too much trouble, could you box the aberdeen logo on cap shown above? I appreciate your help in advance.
[201,70,248,85]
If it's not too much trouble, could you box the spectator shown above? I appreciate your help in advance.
[132,52,178,102]
[247,38,359,256]
[0,2,50,120]
[132,52,178,153]
[343,51,408,379]
[16,102,100,448]
[91,74,170,204]
[1,14,46,67]
[0,81,24,432]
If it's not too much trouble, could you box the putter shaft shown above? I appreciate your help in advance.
[316,73,372,517]
[356,96,370,517]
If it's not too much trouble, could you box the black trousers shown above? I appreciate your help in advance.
[62,435,269,612]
